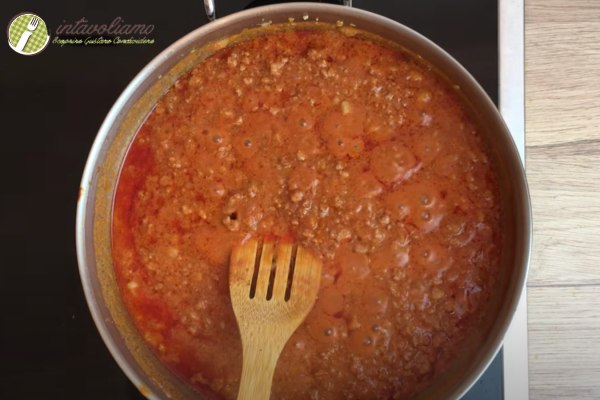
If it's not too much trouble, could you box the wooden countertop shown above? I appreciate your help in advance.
[526,0,600,398]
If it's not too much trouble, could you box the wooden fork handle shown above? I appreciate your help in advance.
[237,338,285,400]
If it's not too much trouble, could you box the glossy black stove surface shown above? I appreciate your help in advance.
[0,0,499,398]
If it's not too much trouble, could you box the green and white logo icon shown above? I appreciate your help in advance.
[7,13,50,55]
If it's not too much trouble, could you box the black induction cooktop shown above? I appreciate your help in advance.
[0,0,500,398]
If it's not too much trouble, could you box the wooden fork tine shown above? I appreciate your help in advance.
[293,247,322,300]
[254,241,275,299]
[272,243,293,300]
[230,238,259,294]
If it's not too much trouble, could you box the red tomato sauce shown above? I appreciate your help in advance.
[112,27,502,399]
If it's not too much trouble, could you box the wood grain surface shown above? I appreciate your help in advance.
[526,0,600,398]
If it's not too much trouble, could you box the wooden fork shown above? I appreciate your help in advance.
[229,238,322,400]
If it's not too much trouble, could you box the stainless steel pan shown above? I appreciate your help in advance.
[76,3,531,399]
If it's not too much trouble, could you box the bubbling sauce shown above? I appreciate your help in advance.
[113,26,501,399]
